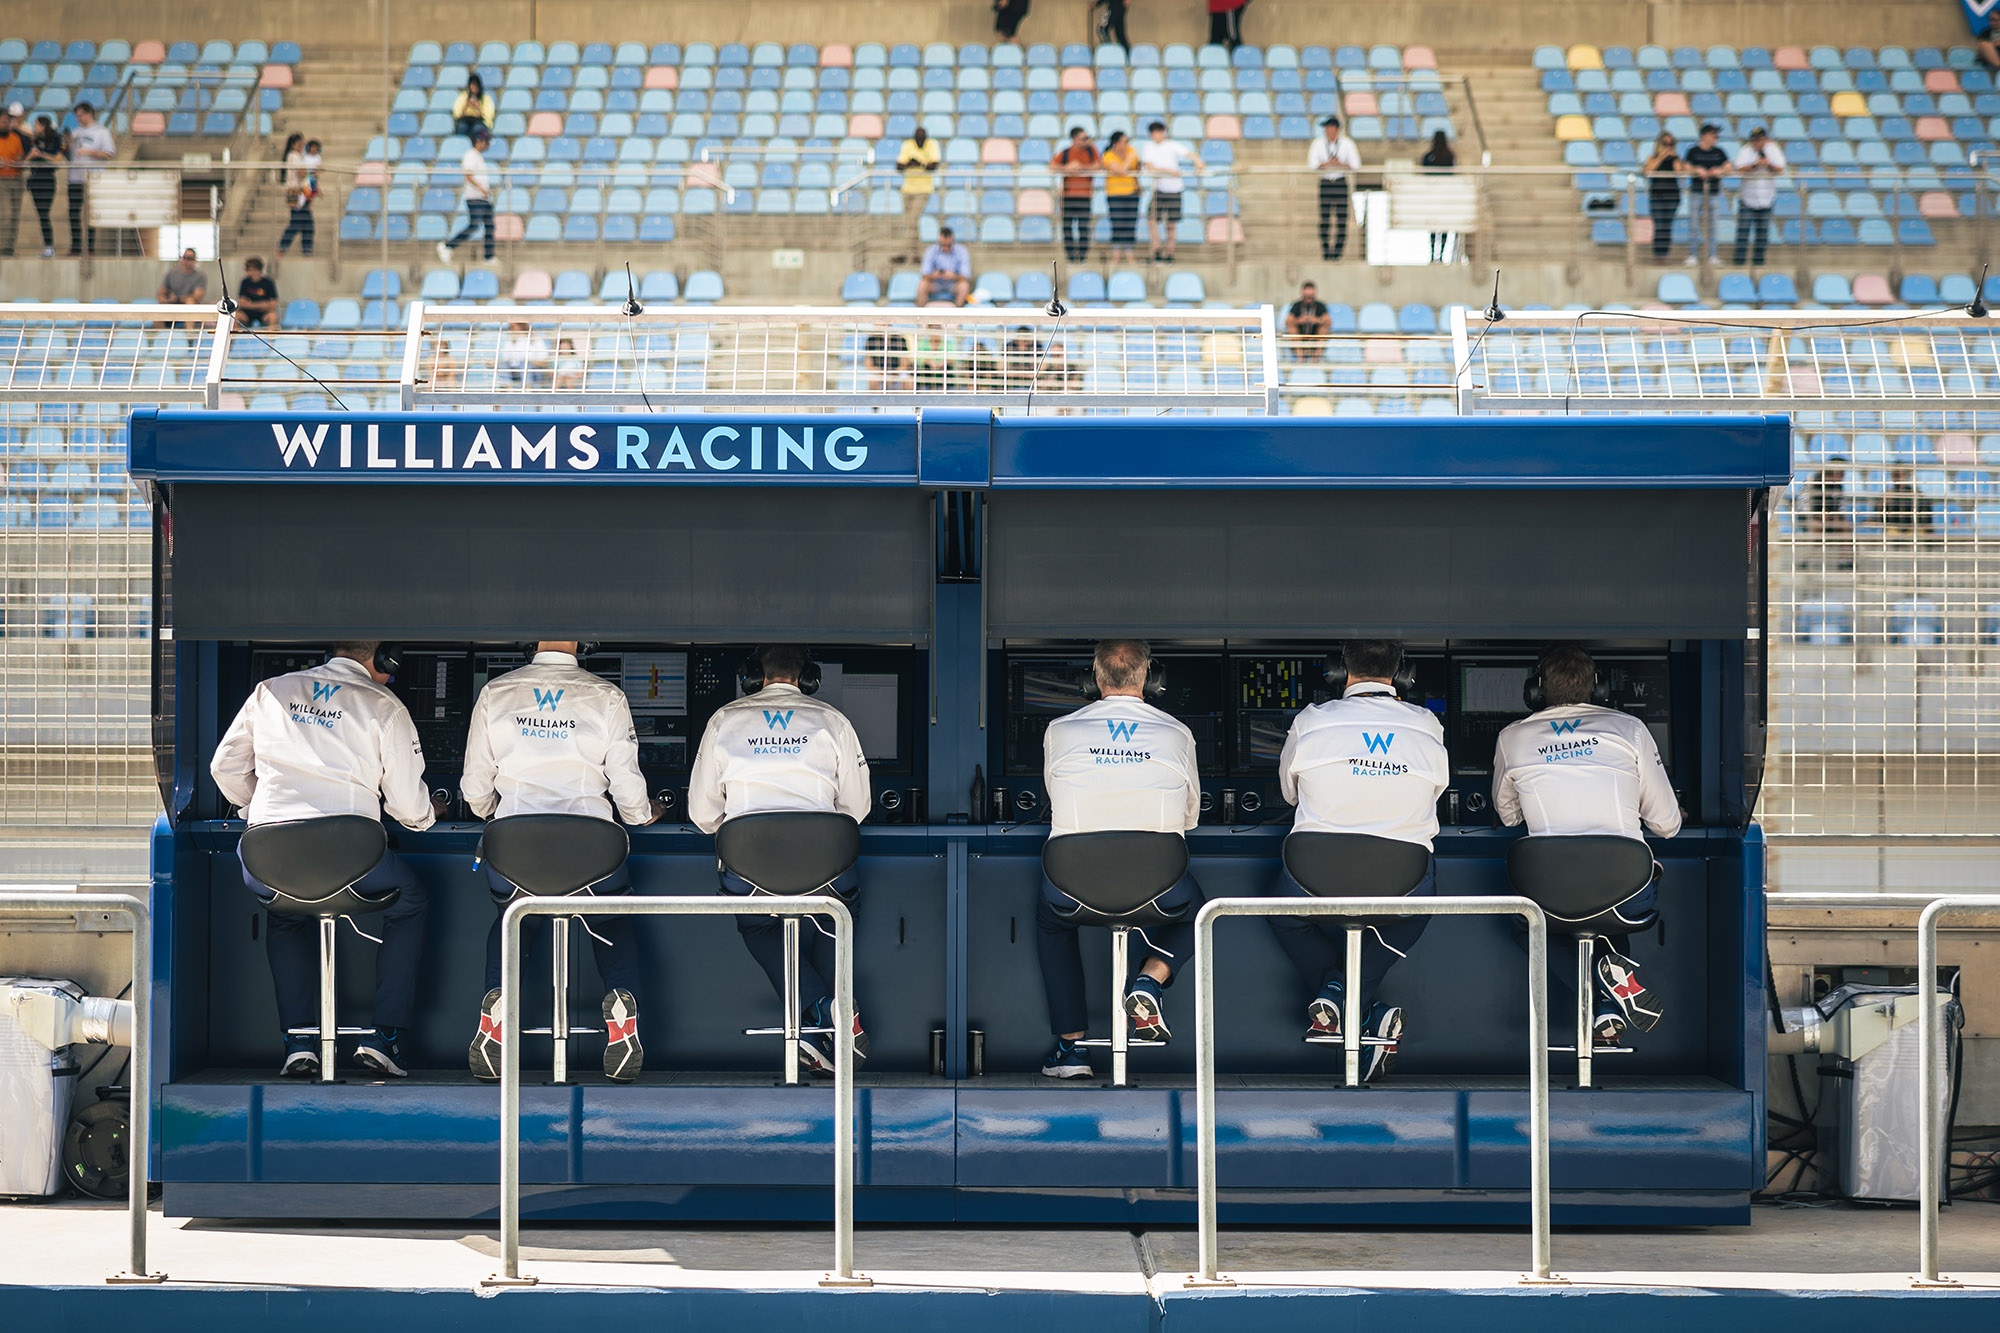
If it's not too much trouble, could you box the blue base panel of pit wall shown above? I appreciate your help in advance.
[160,1080,1757,1224]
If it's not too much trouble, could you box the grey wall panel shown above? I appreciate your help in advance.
[987,490,1749,639]
[173,485,933,640]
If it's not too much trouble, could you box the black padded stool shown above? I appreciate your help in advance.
[1041,830,1190,1086]
[480,814,630,1084]
[1505,834,1659,1089]
[238,815,395,1084]
[1282,832,1432,1087]
[714,811,861,1084]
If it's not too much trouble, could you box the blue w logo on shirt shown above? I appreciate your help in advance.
[1549,718,1581,734]
[1106,719,1140,742]
[1361,732,1394,754]
[310,682,341,703]
[763,709,795,730]
[533,687,564,712]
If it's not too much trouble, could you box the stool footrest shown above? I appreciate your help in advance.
[285,1025,378,1036]
[1073,1037,1166,1049]
[744,1025,836,1037]
[1303,1034,1395,1046]
[1549,1045,1636,1055]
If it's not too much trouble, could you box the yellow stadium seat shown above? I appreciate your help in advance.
[1292,396,1334,416]
[1829,91,1867,118]
[1566,44,1603,71]
[1555,114,1593,141]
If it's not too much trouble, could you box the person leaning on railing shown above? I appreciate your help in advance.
[1102,130,1141,265]
[1642,132,1684,265]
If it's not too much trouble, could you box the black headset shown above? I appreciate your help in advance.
[1323,644,1417,700]
[520,640,599,659]
[1523,646,1611,711]
[739,646,823,696]
[370,643,404,678]
[1081,657,1167,704]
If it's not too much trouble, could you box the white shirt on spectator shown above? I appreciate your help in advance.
[1732,141,1786,210]
[67,122,114,184]
[460,147,491,203]
[1308,133,1362,180]
[1138,138,1197,193]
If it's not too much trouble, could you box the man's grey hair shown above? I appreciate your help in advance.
[1093,638,1151,692]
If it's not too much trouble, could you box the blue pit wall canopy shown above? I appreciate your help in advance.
[130,407,1789,1226]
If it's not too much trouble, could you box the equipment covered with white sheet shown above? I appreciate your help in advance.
[1815,982,1963,1203]
[0,977,84,1197]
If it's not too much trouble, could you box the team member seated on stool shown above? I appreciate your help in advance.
[1037,639,1206,1079]
[210,640,443,1079]
[1268,640,1449,1080]
[1493,645,1681,1049]
[690,644,873,1076]
[462,641,666,1083]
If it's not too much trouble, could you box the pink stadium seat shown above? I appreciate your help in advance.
[1403,46,1437,70]
[1918,191,1959,218]
[1206,216,1244,243]
[1915,116,1950,141]
[1060,67,1093,91]
[644,66,677,89]
[1630,217,1654,245]
[1779,368,1820,396]
[1941,433,1976,464]
[1016,188,1053,215]
[980,137,1017,163]
[512,269,553,300]
[1344,91,1378,116]
[129,40,165,65]
[1364,340,1404,364]
[131,111,167,135]
[1851,274,1893,305]
[1654,92,1689,115]
[494,214,525,241]
[526,111,562,136]
[259,65,293,89]
[820,43,853,67]
[1772,46,1808,71]
[848,113,882,138]
[687,161,724,189]
[1205,114,1240,138]
[1923,69,1960,93]
[355,162,388,187]
[219,392,248,411]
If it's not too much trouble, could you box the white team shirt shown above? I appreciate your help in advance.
[210,655,435,830]
[1279,683,1449,848]
[1043,694,1201,839]
[1492,703,1683,840]
[1308,133,1362,180]
[459,651,653,824]
[1138,138,1197,193]
[688,683,872,834]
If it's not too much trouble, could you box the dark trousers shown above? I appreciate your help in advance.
[448,198,494,259]
[995,0,1030,39]
[1507,880,1658,1020]
[718,866,862,1015]
[1317,177,1350,260]
[481,865,645,1017]
[1209,2,1249,49]
[29,176,54,248]
[66,183,94,254]
[1266,858,1435,1010]
[453,116,487,139]
[1036,870,1204,1037]
[1648,193,1679,260]
[1099,0,1130,49]
[277,205,315,255]
[245,851,429,1036]
[0,176,20,255]
[1108,194,1138,247]
[1732,205,1772,266]
[1060,195,1092,262]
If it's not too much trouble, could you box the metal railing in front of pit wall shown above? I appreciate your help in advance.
[1187,895,1555,1287]
[0,889,159,1284]
[1765,890,2000,1287]
[487,893,868,1288]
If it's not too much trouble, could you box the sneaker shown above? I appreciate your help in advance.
[353,1027,409,1078]
[1683,255,1697,266]
[1359,1002,1403,1082]
[806,998,868,1065]
[1594,1012,1629,1049]
[280,1035,320,1079]
[796,1032,838,1078]
[469,988,504,1082]
[435,241,452,263]
[1123,975,1170,1043]
[1040,1038,1093,1079]
[1594,948,1664,1032]
[1306,980,1345,1039]
[41,247,53,258]
[602,989,642,1082]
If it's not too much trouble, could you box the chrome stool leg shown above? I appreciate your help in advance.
[1576,934,1596,1090]
[783,915,801,1086]
[317,916,338,1084]
[551,916,571,1085]
[1110,926,1130,1087]
[1343,924,1363,1089]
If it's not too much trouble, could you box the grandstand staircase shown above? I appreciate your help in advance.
[221,51,375,269]
[1450,63,1581,269]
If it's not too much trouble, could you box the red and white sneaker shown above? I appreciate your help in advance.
[469,988,504,1083]
[1594,949,1665,1033]
[602,989,642,1082]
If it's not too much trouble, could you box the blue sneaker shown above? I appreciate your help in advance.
[806,997,869,1065]
[1307,981,1345,1039]
[1041,1038,1093,1079]
[1360,1002,1403,1082]
[1123,975,1170,1042]
[353,1027,408,1078]
[280,1034,319,1079]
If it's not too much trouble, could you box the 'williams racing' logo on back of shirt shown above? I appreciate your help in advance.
[1538,716,1599,763]
[534,687,565,712]
[1106,719,1140,742]
[1549,718,1581,734]
[749,708,808,755]
[763,709,794,730]
[1087,716,1152,765]
[1348,732,1408,777]
[1362,732,1394,753]
[311,682,342,703]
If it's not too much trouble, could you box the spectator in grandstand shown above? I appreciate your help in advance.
[1097,0,1133,52]
[0,104,26,258]
[1729,127,1785,269]
[62,102,115,257]
[1040,335,1081,393]
[499,321,551,387]
[233,257,280,328]
[917,225,973,306]
[1309,116,1361,263]
[1102,130,1141,264]
[1004,326,1039,389]
[439,127,495,262]
[553,337,585,392]
[1977,23,1998,72]
[25,113,58,257]
[155,247,207,326]
[1053,126,1102,264]
[1641,132,1684,264]
[1140,121,1204,264]
[894,126,941,262]
[1420,129,1454,263]
[1878,467,1935,533]
[452,73,494,139]
[1208,0,1251,50]
[865,329,913,391]
[1284,280,1329,358]
[1803,456,1851,536]
[994,0,1032,41]
[276,133,318,257]
[1680,124,1730,267]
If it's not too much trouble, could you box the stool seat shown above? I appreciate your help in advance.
[1505,834,1657,933]
[715,811,860,895]
[481,813,630,897]
[1284,831,1430,900]
[1042,830,1188,924]
[241,815,394,916]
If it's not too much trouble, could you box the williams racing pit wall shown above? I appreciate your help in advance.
[130,407,1788,1226]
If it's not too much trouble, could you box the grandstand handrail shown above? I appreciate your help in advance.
[0,303,231,405]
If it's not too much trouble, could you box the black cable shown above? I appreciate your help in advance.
[619,259,656,414]
[1022,260,1069,417]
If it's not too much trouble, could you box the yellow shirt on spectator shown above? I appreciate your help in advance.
[1103,142,1139,196]
[897,137,940,195]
